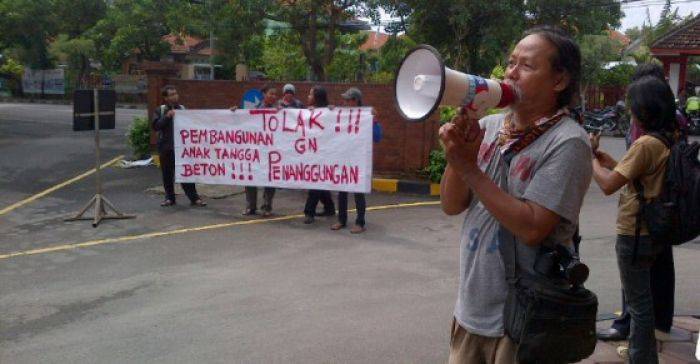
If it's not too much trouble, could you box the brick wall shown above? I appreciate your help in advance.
[147,77,440,175]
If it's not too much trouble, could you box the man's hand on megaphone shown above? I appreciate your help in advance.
[439,107,484,177]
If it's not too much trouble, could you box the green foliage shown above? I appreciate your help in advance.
[0,0,57,68]
[87,0,185,72]
[424,148,446,183]
[127,116,152,158]
[439,106,457,125]
[379,0,621,75]
[490,64,505,80]
[250,31,308,81]
[366,71,394,84]
[326,33,368,82]
[268,0,370,81]
[596,64,635,87]
[375,36,416,73]
[579,33,620,97]
[201,0,271,73]
[0,57,24,77]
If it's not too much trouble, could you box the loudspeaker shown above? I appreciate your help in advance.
[73,89,116,131]
[394,45,516,122]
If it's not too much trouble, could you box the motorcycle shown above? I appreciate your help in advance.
[582,103,628,137]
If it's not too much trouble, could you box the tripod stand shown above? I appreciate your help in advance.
[66,88,135,227]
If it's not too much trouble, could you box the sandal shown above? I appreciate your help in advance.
[161,199,176,207]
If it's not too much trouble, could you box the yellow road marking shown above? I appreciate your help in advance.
[0,200,440,260]
[0,155,125,216]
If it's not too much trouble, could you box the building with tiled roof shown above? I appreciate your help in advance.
[651,14,700,96]
[359,31,391,52]
[122,34,217,80]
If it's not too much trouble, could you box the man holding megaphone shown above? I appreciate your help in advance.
[431,27,593,363]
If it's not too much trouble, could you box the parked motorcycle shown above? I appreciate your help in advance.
[582,102,628,137]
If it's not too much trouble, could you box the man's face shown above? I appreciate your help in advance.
[165,89,179,104]
[283,92,294,103]
[505,34,567,112]
[264,89,278,106]
[342,98,359,107]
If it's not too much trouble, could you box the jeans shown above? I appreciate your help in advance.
[611,243,675,334]
[337,192,366,227]
[616,235,660,364]
[159,149,199,202]
[304,190,335,217]
[245,187,275,212]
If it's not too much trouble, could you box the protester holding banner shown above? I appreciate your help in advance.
[238,84,279,217]
[153,85,206,207]
[280,84,304,109]
[330,87,380,234]
[303,85,336,224]
[440,26,591,362]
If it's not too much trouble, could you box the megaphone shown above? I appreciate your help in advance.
[395,45,517,122]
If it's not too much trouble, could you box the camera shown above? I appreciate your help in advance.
[534,244,590,287]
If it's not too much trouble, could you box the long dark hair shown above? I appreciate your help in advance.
[523,25,581,108]
[627,76,677,135]
[310,86,329,107]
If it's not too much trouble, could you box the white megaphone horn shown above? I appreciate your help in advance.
[395,45,517,122]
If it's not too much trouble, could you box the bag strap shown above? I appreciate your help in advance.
[646,131,673,149]
[505,228,518,282]
[633,179,646,263]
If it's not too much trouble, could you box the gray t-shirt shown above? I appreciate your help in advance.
[454,113,592,337]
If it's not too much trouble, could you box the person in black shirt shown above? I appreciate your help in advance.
[303,86,336,224]
[152,85,206,207]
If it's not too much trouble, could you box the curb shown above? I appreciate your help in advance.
[372,178,440,196]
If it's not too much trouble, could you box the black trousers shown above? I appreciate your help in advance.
[245,186,275,212]
[159,149,199,202]
[612,243,675,333]
[337,192,366,227]
[304,190,335,217]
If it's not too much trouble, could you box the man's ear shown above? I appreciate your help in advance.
[554,72,570,93]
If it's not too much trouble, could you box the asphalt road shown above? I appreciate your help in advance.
[1,103,699,363]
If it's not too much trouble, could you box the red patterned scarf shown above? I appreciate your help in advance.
[498,109,568,163]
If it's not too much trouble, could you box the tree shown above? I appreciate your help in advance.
[250,31,309,81]
[49,34,96,87]
[269,0,370,81]
[198,0,272,75]
[0,0,57,69]
[379,0,622,76]
[654,0,682,40]
[326,32,368,81]
[524,0,621,36]
[87,0,196,72]
[579,34,619,110]
[54,0,108,37]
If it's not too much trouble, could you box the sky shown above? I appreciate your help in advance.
[368,1,700,34]
[619,0,700,31]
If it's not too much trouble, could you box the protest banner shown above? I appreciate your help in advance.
[174,107,373,193]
